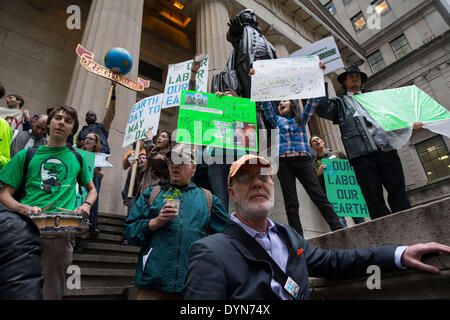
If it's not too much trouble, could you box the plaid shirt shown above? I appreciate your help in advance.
[260,98,319,158]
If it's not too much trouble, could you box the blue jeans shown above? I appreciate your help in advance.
[207,163,231,212]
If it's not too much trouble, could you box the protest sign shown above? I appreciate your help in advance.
[122,94,163,148]
[353,85,450,138]
[163,57,209,108]
[250,56,325,102]
[289,36,344,75]
[0,107,23,131]
[95,153,113,168]
[177,90,258,152]
[323,158,370,218]
[76,44,150,91]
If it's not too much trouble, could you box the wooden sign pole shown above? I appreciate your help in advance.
[127,139,142,198]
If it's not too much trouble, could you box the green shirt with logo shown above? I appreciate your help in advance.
[0,146,92,212]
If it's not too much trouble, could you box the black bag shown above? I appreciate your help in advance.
[211,50,241,95]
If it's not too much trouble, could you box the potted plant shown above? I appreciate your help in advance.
[163,187,183,216]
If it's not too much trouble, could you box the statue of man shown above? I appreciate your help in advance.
[225,9,277,98]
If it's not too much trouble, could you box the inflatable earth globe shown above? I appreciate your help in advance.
[104,47,133,75]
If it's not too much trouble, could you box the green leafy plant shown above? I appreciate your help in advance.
[163,187,183,202]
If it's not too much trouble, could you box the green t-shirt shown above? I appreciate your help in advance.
[0,146,92,212]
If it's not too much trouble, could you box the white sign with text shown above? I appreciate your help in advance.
[250,56,325,102]
[290,36,344,75]
[163,57,208,108]
[122,94,163,148]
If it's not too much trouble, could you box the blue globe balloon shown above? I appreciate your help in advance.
[104,47,133,75]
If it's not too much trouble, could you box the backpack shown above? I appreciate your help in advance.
[148,185,213,216]
[13,145,84,201]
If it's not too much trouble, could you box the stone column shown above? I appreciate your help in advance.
[191,0,234,91]
[66,0,144,215]
[265,34,290,58]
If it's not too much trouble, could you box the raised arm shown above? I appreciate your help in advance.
[188,54,202,91]
[101,82,116,131]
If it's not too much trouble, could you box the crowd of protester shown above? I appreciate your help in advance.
[0,13,448,301]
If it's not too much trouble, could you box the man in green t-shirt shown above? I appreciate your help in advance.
[0,106,97,300]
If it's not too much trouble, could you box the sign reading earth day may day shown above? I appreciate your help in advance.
[323,158,370,218]
[122,94,163,148]
[177,90,258,152]
[163,57,209,108]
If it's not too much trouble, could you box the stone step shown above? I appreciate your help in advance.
[97,217,125,227]
[93,233,124,243]
[63,286,127,300]
[82,242,140,257]
[73,253,138,266]
[78,268,136,288]
[98,212,127,221]
[99,225,124,235]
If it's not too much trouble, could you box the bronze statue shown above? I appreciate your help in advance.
[212,9,277,98]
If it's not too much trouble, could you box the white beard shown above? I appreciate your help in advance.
[235,193,274,221]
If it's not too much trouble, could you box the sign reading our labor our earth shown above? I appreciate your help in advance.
[176,90,258,152]
[323,158,370,218]
[163,57,209,109]
[122,94,163,148]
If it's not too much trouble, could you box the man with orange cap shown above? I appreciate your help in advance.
[183,154,450,300]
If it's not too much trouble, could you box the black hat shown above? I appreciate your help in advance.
[337,65,368,86]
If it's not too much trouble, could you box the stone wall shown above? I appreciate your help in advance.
[0,0,90,115]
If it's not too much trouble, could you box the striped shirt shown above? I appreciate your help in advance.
[260,99,319,158]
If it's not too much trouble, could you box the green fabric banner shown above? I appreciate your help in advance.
[177,90,258,152]
[353,85,450,131]
[323,158,370,218]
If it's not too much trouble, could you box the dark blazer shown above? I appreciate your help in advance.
[184,221,399,300]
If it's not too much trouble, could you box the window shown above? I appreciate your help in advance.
[351,12,367,32]
[371,0,390,15]
[343,0,352,5]
[367,50,386,73]
[390,34,412,60]
[415,136,450,181]
[138,60,163,83]
[325,1,337,15]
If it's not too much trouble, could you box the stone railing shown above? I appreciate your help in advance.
[307,197,450,299]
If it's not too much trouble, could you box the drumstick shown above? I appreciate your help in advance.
[56,207,78,214]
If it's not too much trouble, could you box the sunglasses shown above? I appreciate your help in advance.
[85,136,97,141]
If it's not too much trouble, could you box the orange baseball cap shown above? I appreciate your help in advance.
[228,154,273,186]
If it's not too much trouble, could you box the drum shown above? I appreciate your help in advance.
[30,212,89,238]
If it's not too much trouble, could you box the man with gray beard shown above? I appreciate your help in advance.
[183,154,450,300]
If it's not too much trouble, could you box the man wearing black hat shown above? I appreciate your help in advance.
[313,65,412,220]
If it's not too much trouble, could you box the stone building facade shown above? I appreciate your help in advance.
[3,0,445,237]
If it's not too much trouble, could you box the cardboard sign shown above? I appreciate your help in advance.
[250,56,325,102]
[122,94,163,148]
[177,90,258,152]
[289,36,344,75]
[163,57,208,108]
[323,158,370,218]
[76,44,150,91]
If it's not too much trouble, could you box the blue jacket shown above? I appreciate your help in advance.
[184,220,399,300]
[123,183,229,292]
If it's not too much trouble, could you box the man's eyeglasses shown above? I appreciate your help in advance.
[232,171,272,185]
